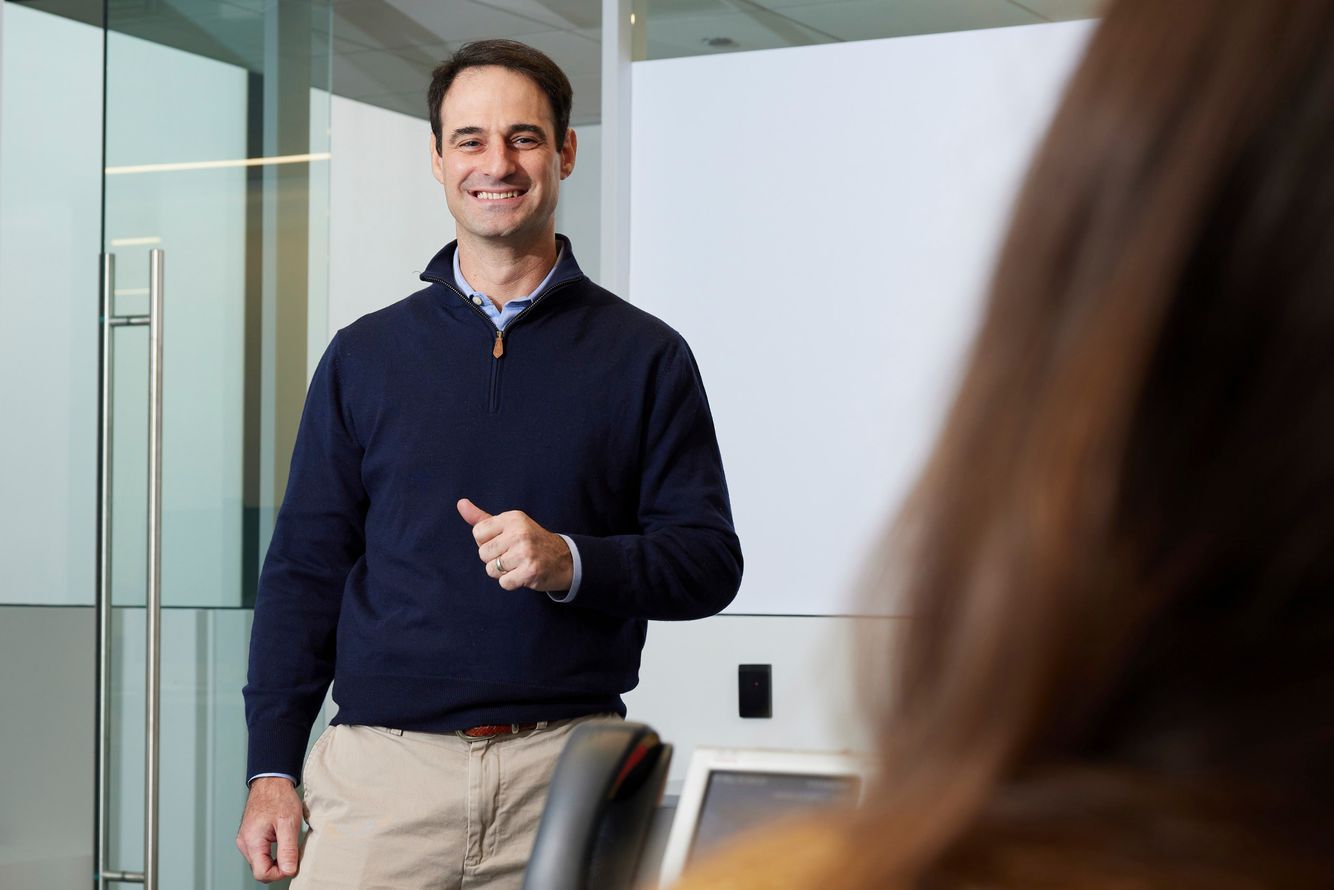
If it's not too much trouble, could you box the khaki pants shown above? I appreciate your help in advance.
[292,715,617,890]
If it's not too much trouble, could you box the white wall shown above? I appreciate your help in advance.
[630,21,1093,616]
[626,614,899,788]
[623,25,1094,779]
[327,95,455,336]
[557,122,602,282]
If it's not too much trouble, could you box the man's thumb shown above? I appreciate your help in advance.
[457,498,493,526]
[276,815,301,875]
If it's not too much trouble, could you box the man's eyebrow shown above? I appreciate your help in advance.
[448,123,548,142]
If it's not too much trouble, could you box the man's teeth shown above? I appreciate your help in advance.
[477,190,521,200]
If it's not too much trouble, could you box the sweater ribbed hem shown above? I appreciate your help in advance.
[329,674,626,734]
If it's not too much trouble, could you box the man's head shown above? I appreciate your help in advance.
[427,40,577,248]
[428,40,573,154]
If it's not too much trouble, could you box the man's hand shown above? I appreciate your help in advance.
[236,777,303,883]
[458,498,574,592]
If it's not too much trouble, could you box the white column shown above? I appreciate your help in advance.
[600,0,633,297]
[0,0,7,249]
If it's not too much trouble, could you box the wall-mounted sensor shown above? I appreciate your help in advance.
[738,664,772,718]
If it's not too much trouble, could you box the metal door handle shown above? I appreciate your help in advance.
[96,249,164,890]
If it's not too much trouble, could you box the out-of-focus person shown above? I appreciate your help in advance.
[673,1,1334,887]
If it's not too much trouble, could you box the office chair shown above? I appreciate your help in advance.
[522,721,672,890]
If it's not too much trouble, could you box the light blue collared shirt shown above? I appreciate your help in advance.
[452,245,584,605]
[452,243,564,331]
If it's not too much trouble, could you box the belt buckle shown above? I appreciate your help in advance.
[458,721,544,740]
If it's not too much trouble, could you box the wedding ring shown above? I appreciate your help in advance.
[495,556,507,574]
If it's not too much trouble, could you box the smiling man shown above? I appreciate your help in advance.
[236,40,743,889]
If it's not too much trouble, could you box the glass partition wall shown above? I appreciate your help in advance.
[0,0,330,886]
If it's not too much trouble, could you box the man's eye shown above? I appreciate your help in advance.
[513,137,538,147]
[458,140,481,149]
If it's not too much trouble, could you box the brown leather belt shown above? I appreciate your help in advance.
[460,722,540,739]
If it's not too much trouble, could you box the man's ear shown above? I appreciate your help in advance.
[560,128,578,180]
[430,132,446,185]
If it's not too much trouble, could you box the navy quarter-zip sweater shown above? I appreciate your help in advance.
[244,239,743,781]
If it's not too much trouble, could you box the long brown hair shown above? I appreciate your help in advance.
[855,2,1334,885]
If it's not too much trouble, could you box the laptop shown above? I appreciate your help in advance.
[657,746,874,886]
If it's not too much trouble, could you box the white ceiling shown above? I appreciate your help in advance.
[333,0,1101,124]
[332,0,606,124]
[31,0,1099,126]
[24,0,1098,125]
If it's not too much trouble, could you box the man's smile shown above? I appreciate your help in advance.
[470,188,527,201]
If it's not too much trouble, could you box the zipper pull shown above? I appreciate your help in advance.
[492,330,505,359]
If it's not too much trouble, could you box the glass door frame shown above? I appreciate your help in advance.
[92,3,332,887]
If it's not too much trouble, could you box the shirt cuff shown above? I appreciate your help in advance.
[548,534,582,603]
[248,772,298,787]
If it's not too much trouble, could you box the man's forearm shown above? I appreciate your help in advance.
[562,526,742,620]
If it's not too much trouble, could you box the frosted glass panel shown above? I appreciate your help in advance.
[109,607,325,888]
[0,606,95,885]
[0,3,103,605]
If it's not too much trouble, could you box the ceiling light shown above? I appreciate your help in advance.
[106,152,331,176]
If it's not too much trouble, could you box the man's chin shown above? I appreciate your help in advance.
[458,218,547,246]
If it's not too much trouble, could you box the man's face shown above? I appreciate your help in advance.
[431,65,576,247]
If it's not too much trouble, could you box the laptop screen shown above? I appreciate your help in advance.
[688,770,862,862]
[658,747,873,886]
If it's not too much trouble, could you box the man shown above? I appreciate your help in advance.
[236,39,742,888]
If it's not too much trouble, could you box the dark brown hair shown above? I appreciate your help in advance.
[427,39,574,152]
[852,1,1334,886]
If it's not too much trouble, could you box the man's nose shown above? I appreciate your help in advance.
[480,141,518,179]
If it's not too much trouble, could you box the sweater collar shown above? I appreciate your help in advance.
[421,234,585,294]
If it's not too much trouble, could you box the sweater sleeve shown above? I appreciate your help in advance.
[242,333,367,783]
[564,337,743,620]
